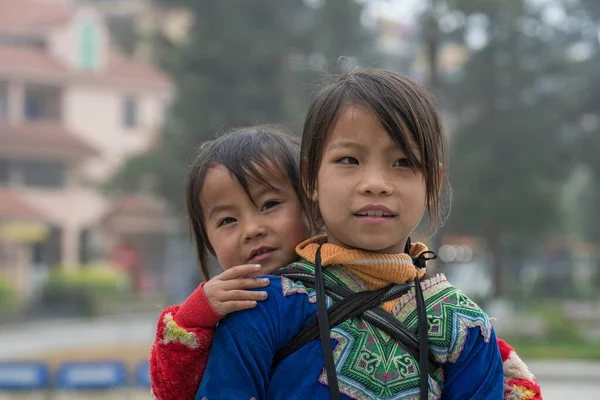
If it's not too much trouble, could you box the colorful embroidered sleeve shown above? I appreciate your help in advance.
[149,282,224,400]
[195,276,316,399]
[498,338,542,399]
[440,325,504,399]
[385,275,503,398]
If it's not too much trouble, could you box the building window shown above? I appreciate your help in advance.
[24,92,44,120]
[33,225,62,268]
[122,96,138,128]
[80,22,97,70]
[0,159,9,185]
[22,161,66,188]
[0,242,17,269]
[23,86,62,122]
[0,87,8,120]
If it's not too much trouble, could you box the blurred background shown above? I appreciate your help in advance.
[0,0,598,398]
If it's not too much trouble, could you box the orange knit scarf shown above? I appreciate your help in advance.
[295,235,427,290]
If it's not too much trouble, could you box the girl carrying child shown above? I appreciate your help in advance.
[150,69,541,400]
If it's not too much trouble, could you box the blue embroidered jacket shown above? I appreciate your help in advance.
[196,262,503,400]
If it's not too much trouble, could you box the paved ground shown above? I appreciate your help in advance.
[529,360,600,398]
[1,314,599,398]
[0,312,158,361]
[539,380,600,399]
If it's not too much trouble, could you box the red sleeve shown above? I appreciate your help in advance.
[498,338,542,399]
[149,283,224,400]
[173,282,224,329]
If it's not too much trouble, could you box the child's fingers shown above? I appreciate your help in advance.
[220,289,268,303]
[221,277,270,290]
[218,264,262,280]
[211,290,267,315]
[220,300,258,314]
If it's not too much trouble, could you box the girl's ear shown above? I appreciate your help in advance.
[301,160,318,202]
[427,164,444,209]
[311,186,318,202]
[437,164,444,195]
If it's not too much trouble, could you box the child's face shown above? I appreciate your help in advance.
[314,105,427,253]
[201,163,309,274]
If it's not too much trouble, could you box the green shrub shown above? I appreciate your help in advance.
[39,264,129,316]
[0,276,20,312]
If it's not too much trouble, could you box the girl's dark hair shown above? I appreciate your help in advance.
[301,68,450,234]
[187,126,302,280]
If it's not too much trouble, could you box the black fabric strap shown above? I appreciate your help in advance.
[412,250,437,400]
[271,271,437,373]
[314,246,340,400]
[273,242,438,399]
[275,286,393,363]
[414,276,429,400]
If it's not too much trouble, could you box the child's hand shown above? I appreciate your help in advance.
[203,264,270,316]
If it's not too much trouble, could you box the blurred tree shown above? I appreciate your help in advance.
[305,0,375,66]
[569,0,600,286]
[420,0,446,98]
[107,0,376,216]
[107,15,138,55]
[85,0,138,54]
[281,0,379,128]
[439,0,579,297]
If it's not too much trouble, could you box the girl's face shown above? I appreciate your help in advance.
[201,163,310,274]
[314,105,428,253]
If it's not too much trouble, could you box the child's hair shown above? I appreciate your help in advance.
[301,68,450,234]
[186,126,302,280]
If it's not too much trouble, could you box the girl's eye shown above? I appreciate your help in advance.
[336,156,359,165]
[218,217,236,227]
[262,200,280,211]
[394,158,409,167]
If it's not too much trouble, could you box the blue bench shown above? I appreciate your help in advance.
[134,360,150,389]
[0,362,50,391]
[55,361,127,391]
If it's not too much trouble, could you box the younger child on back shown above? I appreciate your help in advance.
[149,126,309,399]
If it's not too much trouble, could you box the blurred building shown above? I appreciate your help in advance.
[93,0,193,61]
[0,0,172,295]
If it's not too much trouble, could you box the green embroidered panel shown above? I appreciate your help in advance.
[280,262,493,399]
[391,279,493,364]
[321,319,443,399]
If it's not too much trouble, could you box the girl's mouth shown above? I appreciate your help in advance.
[355,210,395,217]
[248,247,277,262]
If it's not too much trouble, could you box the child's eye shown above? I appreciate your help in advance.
[261,200,280,211]
[336,156,359,165]
[217,217,236,227]
[394,158,409,167]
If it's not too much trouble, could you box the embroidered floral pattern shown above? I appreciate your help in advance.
[281,276,317,303]
[280,262,492,400]
[392,275,492,364]
[317,322,443,399]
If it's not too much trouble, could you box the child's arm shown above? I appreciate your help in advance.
[149,264,270,400]
[149,284,219,400]
[441,326,504,399]
[498,338,542,399]
[196,277,315,399]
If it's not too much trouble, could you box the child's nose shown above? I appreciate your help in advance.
[243,218,268,241]
[358,172,394,196]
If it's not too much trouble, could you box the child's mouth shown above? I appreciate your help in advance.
[249,247,277,262]
[355,210,395,217]
[354,209,396,223]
